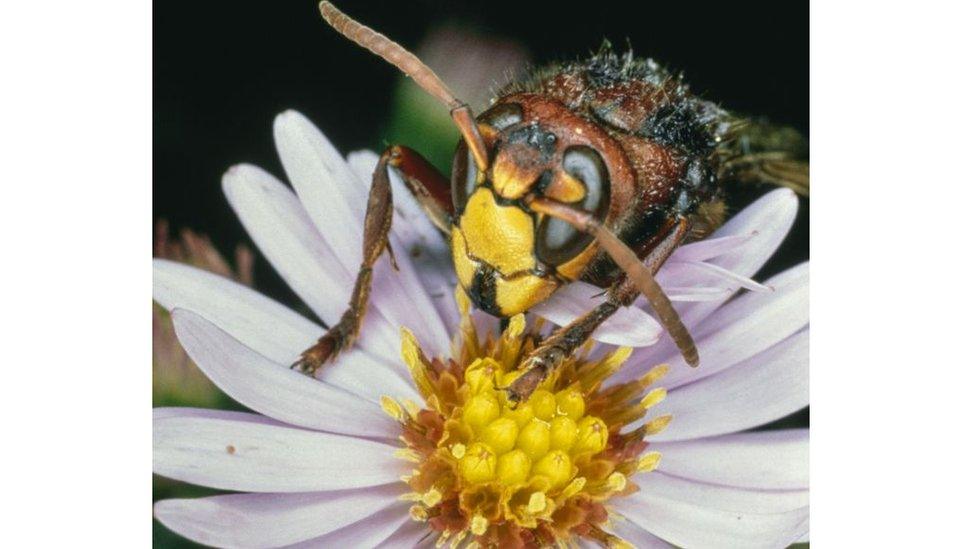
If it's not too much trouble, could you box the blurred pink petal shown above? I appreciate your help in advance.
[172,309,400,438]
[153,409,404,492]
[656,429,809,490]
[153,484,404,547]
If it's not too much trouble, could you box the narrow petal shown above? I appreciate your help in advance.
[607,517,672,548]
[532,281,662,347]
[621,262,808,388]
[377,518,431,548]
[273,110,367,275]
[273,111,450,352]
[172,309,397,439]
[153,260,418,402]
[667,188,799,329]
[655,429,809,490]
[284,502,412,548]
[616,473,808,549]
[153,484,403,548]
[652,328,809,442]
[669,232,757,262]
[153,409,405,492]
[222,163,351,325]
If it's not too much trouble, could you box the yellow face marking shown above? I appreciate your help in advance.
[458,187,537,276]
[491,154,538,200]
[555,241,599,280]
[494,274,559,317]
[450,227,478,290]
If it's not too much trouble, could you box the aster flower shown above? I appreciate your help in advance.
[153,220,254,407]
[153,111,809,547]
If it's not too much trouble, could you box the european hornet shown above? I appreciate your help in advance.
[294,2,809,402]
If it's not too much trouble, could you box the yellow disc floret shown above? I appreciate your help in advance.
[388,305,674,547]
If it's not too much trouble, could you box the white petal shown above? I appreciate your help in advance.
[222,163,351,325]
[667,259,771,293]
[621,262,808,388]
[222,163,402,358]
[666,188,799,329]
[652,328,809,442]
[153,484,403,548]
[274,110,367,275]
[377,518,430,548]
[670,233,757,262]
[284,502,411,548]
[153,260,418,402]
[533,281,662,347]
[655,429,809,490]
[663,285,734,302]
[616,473,808,549]
[608,517,672,548]
[274,112,450,352]
[172,309,397,439]
[153,409,404,492]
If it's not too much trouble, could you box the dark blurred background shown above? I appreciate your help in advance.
[154,1,808,545]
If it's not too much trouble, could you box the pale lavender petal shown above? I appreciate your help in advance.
[663,285,734,302]
[655,429,809,490]
[273,110,367,275]
[533,281,662,347]
[285,502,412,548]
[621,262,808,388]
[669,232,757,262]
[667,259,771,293]
[153,484,403,548]
[153,260,418,402]
[652,328,809,442]
[377,517,431,548]
[172,309,397,439]
[153,409,405,492]
[608,517,672,548]
[667,188,799,329]
[222,163,402,358]
[616,472,808,549]
[273,112,450,352]
[222,163,351,325]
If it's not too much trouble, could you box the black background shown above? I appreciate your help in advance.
[154,0,808,276]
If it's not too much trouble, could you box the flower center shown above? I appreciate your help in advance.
[381,288,671,547]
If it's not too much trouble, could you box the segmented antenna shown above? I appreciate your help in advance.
[318,1,490,171]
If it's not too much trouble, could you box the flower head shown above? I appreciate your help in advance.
[153,111,808,547]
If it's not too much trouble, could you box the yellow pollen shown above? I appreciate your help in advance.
[422,488,443,507]
[527,491,547,514]
[470,515,489,536]
[638,452,662,473]
[386,290,673,546]
[409,504,428,521]
[450,443,467,460]
[606,472,627,492]
[609,537,636,549]
[640,387,668,409]
[380,395,405,422]
[645,414,673,434]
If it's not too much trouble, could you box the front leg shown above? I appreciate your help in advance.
[506,219,689,402]
[293,145,452,375]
